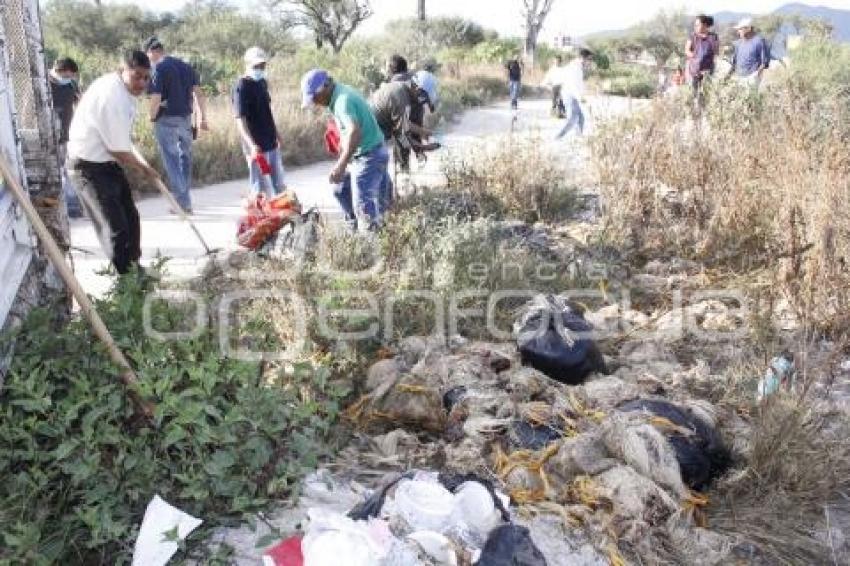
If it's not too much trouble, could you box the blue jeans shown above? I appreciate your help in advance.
[247,147,286,197]
[63,167,83,217]
[555,95,585,139]
[154,115,193,211]
[509,80,521,108]
[333,144,390,231]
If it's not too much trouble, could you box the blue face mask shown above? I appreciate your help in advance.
[57,77,73,86]
[251,69,266,82]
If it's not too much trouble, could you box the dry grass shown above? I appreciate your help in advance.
[709,397,850,564]
[590,76,850,333]
[441,135,578,224]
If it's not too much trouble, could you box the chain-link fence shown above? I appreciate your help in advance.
[1,0,39,132]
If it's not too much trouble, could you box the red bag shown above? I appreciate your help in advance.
[236,191,303,250]
[324,118,341,157]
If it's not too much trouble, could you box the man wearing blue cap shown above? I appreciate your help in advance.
[302,69,389,231]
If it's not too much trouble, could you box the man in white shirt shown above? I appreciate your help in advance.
[543,49,593,139]
[67,50,161,275]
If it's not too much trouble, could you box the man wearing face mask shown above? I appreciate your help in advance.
[232,47,286,196]
[49,57,82,218]
[66,50,162,276]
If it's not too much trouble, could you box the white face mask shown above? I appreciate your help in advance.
[251,69,266,82]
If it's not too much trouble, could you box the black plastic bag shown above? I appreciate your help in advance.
[513,295,604,385]
[476,524,547,566]
[618,398,731,490]
[347,471,414,520]
[509,420,563,451]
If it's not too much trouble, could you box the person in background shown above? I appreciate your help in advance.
[555,49,593,139]
[685,14,719,110]
[49,57,82,218]
[542,55,566,118]
[505,55,523,110]
[369,73,440,208]
[727,18,770,88]
[143,36,207,214]
[66,50,161,276]
[302,69,389,231]
[386,54,412,82]
[232,46,286,196]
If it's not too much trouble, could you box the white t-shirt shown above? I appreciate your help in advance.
[542,60,585,99]
[67,73,137,163]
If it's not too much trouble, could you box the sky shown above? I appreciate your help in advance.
[107,0,850,38]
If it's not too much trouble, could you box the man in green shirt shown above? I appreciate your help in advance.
[301,69,389,231]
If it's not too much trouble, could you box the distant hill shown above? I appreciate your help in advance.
[584,3,850,42]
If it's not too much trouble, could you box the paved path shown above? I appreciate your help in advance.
[69,96,637,296]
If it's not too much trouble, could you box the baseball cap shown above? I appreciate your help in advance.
[735,17,754,29]
[413,70,439,109]
[301,68,330,108]
[244,46,269,68]
[143,36,163,52]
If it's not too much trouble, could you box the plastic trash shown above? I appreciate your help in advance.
[451,482,502,537]
[263,535,304,566]
[392,478,456,532]
[513,295,604,385]
[617,398,731,490]
[757,353,796,401]
[348,472,413,520]
[131,495,203,566]
[476,524,548,566]
[407,531,459,566]
[510,420,563,450]
[438,472,511,523]
[443,386,468,412]
[301,508,394,566]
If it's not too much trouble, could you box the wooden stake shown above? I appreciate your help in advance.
[0,155,154,419]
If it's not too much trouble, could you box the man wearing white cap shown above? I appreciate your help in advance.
[232,46,286,195]
[728,18,770,88]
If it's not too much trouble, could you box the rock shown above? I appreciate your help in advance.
[577,375,640,410]
[643,257,702,276]
[366,359,402,392]
[585,305,650,337]
[601,413,689,498]
[504,367,551,402]
[594,466,678,539]
[515,515,608,566]
[544,433,618,484]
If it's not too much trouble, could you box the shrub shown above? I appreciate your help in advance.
[0,270,347,563]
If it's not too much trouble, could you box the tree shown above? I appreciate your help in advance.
[269,0,372,54]
[632,10,689,70]
[418,0,425,22]
[521,0,555,64]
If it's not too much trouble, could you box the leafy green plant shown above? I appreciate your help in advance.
[0,269,347,564]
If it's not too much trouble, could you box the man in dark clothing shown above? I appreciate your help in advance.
[685,15,719,110]
[506,56,523,109]
[233,46,286,196]
[386,55,420,172]
[49,58,82,218]
[144,36,208,214]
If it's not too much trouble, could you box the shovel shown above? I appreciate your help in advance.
[132,148,220,257]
